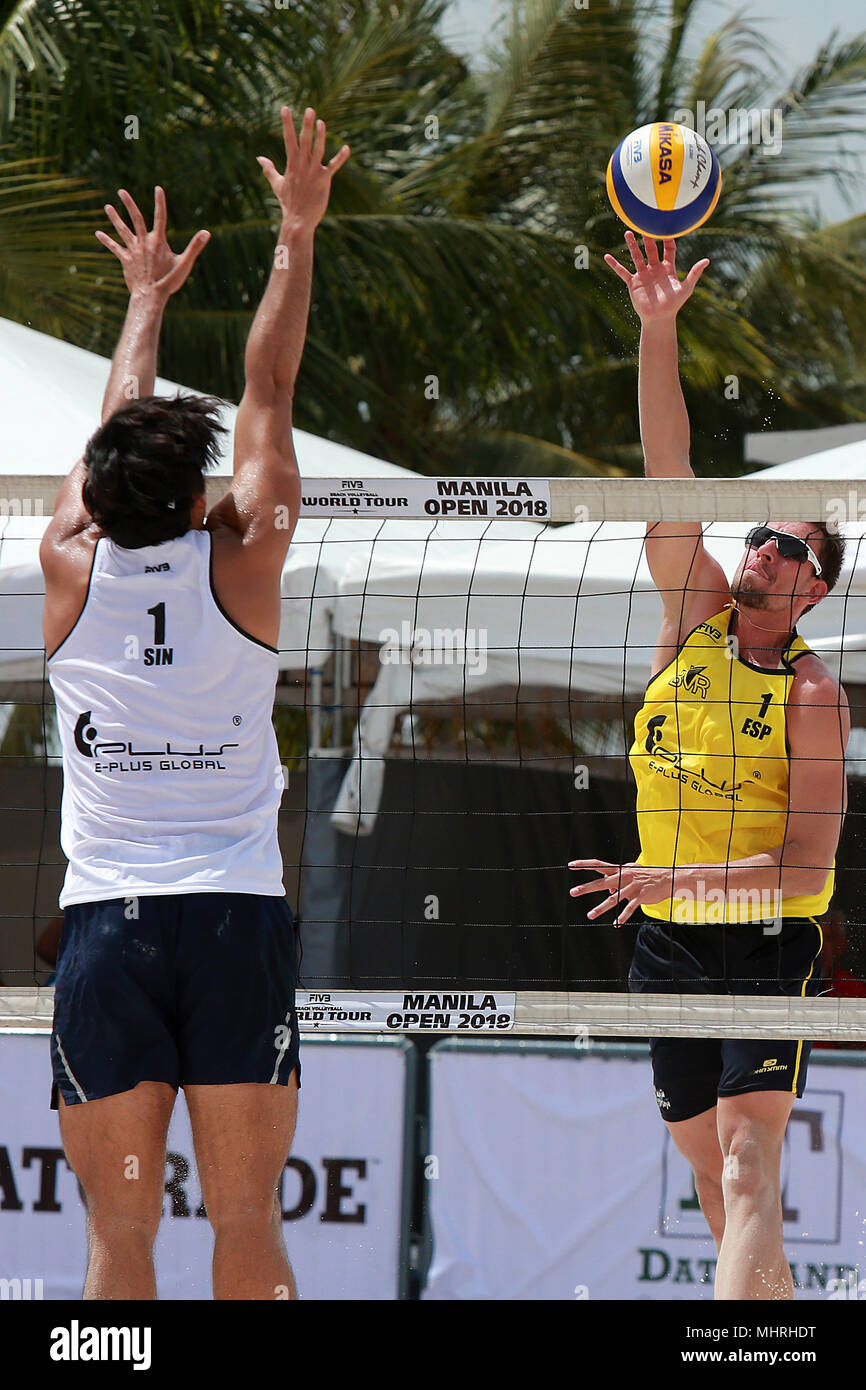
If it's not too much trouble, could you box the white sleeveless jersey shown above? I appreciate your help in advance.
[48,529,285,906]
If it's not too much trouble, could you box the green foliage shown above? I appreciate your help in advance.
[2,0,866,476]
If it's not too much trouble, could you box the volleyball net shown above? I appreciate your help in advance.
[2,474,866,1040]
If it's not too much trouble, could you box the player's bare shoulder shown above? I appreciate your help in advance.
[650,589,734,679]
[205,509,284,651]
[788,650,850,745]
[40,521,101,572]
[40,522,103,656]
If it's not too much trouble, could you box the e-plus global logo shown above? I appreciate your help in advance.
[73,711,238,773]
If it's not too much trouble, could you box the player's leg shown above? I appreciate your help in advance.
[185,1078,299,1299]
[666,1106,725,1249]
[649,1036,726,1246]
[711,918,822,1299]
[50,899,181,1298]
[176,893,301,1299]
[715,1089,794,1300]
[58,1082,176,1299]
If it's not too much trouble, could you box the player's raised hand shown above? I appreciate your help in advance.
[96,187,210,301]
[605,232,708,324]
[257,106,350,235]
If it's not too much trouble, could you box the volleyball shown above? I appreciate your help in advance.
[606,121,722,238]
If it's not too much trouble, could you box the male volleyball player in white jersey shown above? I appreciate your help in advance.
[40,107,349,1300]
[569,232,849,1300]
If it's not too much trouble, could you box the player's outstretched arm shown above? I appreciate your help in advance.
[605,231,708,482]
[606,233,726,665]
[207,106,350,553]
[41,189,209,557]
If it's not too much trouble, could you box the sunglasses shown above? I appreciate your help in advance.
[744,526,822,577]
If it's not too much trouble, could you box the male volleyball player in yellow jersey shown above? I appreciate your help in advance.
[569,231,850,1301]
[40,107,350,1299]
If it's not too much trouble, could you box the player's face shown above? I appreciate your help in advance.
[731,522,825,613]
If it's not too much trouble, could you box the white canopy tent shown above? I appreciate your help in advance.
[0,317,420,679]
[0,316,417,489]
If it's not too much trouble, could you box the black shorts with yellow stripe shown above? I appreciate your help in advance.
[628,914,825,1124]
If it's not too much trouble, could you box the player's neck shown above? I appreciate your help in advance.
[731,603,795,664]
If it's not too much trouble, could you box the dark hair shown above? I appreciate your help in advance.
[801,522,846,616]
[808,522,846,595]
[83,394,227,548]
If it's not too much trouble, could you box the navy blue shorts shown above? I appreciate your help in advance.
[50,893,300,1108]
[629,914,825,1123]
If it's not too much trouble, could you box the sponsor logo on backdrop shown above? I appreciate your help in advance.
[0,1144,369,1225]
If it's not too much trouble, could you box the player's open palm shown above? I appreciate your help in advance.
[605,231,708,324]
[257,106,350,235]
[96,187,210,300]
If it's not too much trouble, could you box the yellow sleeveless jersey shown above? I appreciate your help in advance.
[629,605,834,924]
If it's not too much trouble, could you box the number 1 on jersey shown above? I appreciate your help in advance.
[147,603,166,647]
[144,603,173,666]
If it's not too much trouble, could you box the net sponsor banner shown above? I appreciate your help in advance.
[423,1046,866,1301]
[297,990,515,1033]
[0,1034,408,1301]
[299,478,551,520]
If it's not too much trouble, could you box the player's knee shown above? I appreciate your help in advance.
[80,1175,164,1245]
[693,1166,723,1212]
[85,1203,162,1248]
[669,1122,723,1197]
[721,1123,780,1204]
[206,1191,282,1237]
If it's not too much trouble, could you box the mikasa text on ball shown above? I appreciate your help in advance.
[606,121,722,238]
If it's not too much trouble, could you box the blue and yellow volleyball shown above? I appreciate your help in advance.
[606,121,722,239]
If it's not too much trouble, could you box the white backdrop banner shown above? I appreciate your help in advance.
[0,1033,410,1301]
[423,1043,866,1301]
